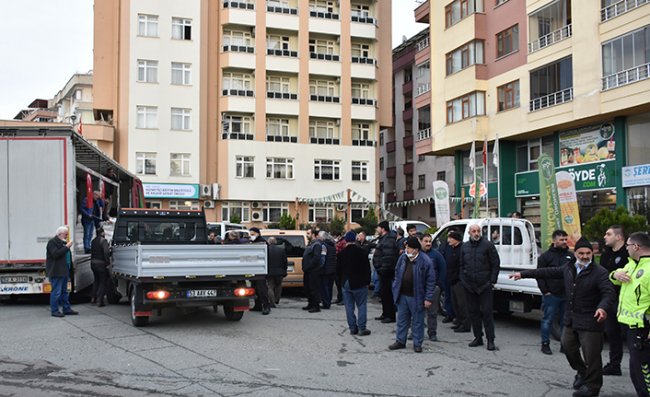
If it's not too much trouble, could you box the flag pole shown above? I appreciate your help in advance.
[495,134,500,217]
[484,136,488,218]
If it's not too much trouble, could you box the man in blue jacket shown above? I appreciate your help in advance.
[421,233,445,341]
[389,237,436,353]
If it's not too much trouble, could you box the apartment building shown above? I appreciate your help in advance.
[415,0,650,225]
[93,0,392,225]
[380,28,455,224]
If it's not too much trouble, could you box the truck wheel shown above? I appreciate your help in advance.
[551,313,562,341]
[130,289,149,327]
[223,305,243,321]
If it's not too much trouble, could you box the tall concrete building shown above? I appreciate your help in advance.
[93,0,392,225]
[415,0,650,225]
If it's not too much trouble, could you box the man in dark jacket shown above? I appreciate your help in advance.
[249,227,271,315]
[599,225,628,376]
[511,237,615,397]
[318,231,338,309]
[373,221,399,323]
[460,224,500,351]
[46,226,78,317]
[302,228,323,313]
[266,237,288,306]
[389,237,435,353]
[421,233,444,341]
[90,227,111,307]
[444,230,471,333]
[338,231,372,336]
[537,229,572,355]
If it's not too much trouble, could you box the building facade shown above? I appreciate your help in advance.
[380,28,455,225]
[415,0,650,225]
[93,0,392,226]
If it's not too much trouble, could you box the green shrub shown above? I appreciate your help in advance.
[582,206,649,247]
[278,213,296,230]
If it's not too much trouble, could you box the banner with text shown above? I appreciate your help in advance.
[556,171,581,248]
[559,122,616,167]
[433,181,450,227]
[538,154,563,249]
[143,183,199,199]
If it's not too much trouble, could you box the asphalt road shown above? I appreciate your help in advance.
[0,293,635,397]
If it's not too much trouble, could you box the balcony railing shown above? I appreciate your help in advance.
[417,128,431,141]
[351,12,375,24]
[223,45,254,53]
[267,5,298,15]
[310,137,340,145]
[601,0,649,21]
[416,37,430,52]
[602,63,650,91]
[528,24,572,54]
[529,87,573,112]
[351,57,376,65]
[266,135,298,143]
[416,83,431,96]
[403,135,414,148]
[310,53,340,61]
[267,91,298,100]
[352,139,375,147]
[222,132,254,140]
[222,89,254,97]
[224,1,254,10]
[309,95,340,103]
[352,97,376,106]
[309,10,339,19]
[267,48,298,57]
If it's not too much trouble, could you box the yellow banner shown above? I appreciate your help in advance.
[556,171,582,248]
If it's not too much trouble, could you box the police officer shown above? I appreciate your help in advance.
[611,232,650,397]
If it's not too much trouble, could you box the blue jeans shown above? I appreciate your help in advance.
[82,219,94,252]
[50,276,71,314]
[396,295,425,347]
[320,273,335,308]
[541,294,565,344]
[342,281,368,332]
[371,269,380,297]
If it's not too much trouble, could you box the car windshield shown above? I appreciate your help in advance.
[270,235,306,258]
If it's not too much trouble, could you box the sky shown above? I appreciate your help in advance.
[0,0,427,120]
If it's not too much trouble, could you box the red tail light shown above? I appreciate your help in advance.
[234,287,255,297]
[146,290,171,300]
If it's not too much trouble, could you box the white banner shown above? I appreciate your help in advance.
[432,181,450,228]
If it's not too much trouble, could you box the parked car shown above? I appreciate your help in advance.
[389,220,431,234]
[260,230,308,288]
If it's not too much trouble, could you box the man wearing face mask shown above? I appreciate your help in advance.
[511,237,615,397]
[388,237,435,353]
[460,224,500,351]
[249,228,271,315]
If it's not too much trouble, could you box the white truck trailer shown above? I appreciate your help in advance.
[0,125,143,298]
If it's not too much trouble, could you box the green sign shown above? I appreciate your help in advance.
[515,160,617,197]
[538,154,563,249]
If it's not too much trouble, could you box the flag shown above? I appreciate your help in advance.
[482,135,488,168]
[468,141,476,171]
[86,173,93,209]
[493,134,499,167]
[78,115,83,135]
[99,178,106,200]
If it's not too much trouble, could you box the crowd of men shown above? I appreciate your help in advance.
[45,218,650,397]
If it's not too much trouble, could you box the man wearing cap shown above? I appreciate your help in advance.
[610,231,650,397]
[249,227,271,315]
[373,221,399,323]
[388,237,435,353]
[338,231,372,336]
[444,229,471,333]
[460,224,500,351]
[511,236,615,397]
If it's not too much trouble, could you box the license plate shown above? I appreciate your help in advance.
[1,276,28,283]
[287,266,294,273]
[509,300,525,313]
[186,289,218,298]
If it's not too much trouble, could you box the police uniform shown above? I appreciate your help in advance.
[600,245,629,373]
[611,255,650,396]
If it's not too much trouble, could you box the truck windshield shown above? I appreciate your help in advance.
[122,220,206,243]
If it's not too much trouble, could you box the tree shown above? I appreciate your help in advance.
[278,213,296,230]
[355,210,378,235]
[229,214,241,224]
[582,206,649,247]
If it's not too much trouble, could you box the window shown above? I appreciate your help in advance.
[602,26,650,90]
[352,122,372,144]
[314,160,341,180]
[446,92,486,124]
[223,72,254,96]
[136,152,156,175]
[309,206,334,223]
[222,114,253,136]
[136,106,158,129]
[138,14,159,37]
[530,56,573,110]
[379,131,384,146]
[171,62,191,85]
[171,108,191,130]
[267,76,290,94]
[352,42,372,62]
[309,79,337,98]
[170,153,191,177]
[496,0,509,5]
[516,136,554,171]
[418,154,426,162]
[309,0,338,18]
[528,0,571,52]
[266,117,290,137]
[172,17,192,40]
[379,182,384,193]
[437,171,446,181]
[379,157,384,171]
[236,155,255,178]
[169,201,200,211]
[351,82,370,99]
[497,25,519,58]
[309,38,339,60]
[352,161,369,181]
[351,3,373,22]
[222,202,250,222]
[266,157,294,179]
[497,80,520,111]
[309,119,339,143]
[263,202,289,223]
[267,34,295,56]
[224,30,253,50]
[445,0,484,28]
[446,40,484,75]
[418,174,426,190]
[137,60,158,83]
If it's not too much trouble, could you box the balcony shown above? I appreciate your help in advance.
[414,0,430,23]
[403,189,415,201]
[386,140,396,153]
[403,162,414,175]
[386,166,396,178]
[416,128,431,141]
[351,97,376,106]
[602,63,650,91]
[403,108,413,121]
[528,24,572,54]
[310,95,340,103]
[267,91,298,100]
[601,0,649,21]
[224,1,254,10]
[387,192,397,202]
[416,83,431,97]
[267,4,297,15]
[267,48,298,57]
[352,139,375,147]
[403,135,414,149]
[267,135,298,143]
[402,80,413,94]
[223,45,254,53]
[529,87,573,112]
[222,132,254,140]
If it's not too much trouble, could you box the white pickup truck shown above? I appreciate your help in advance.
[111,209,267,326]
[431,218,561,339]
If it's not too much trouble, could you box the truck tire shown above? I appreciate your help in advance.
[551,312,562,341]
[130,287,149,327]
[223,305,244,321]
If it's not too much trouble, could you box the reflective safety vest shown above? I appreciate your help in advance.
[611,256,650,328]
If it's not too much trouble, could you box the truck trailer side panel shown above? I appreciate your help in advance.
[0,141,9,261]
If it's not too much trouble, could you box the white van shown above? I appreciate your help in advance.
[389,220,431,234]
[206,222,249,240]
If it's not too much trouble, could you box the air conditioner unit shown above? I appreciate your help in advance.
[200,184,212,197]
[251,201,261,209]
[336,203,347,212]
[251,210,262,221]
[204,200,215,209]
[212,183,220,200]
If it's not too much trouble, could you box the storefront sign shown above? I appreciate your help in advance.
[622,164,650,188]
[559,123,616,167]
[515,160,616,197]
[143,183,199,199]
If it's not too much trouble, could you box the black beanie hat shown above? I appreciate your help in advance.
[377,221,389,231]
[574,237,592,251]
[406,236,421,250]
[448,230,462,242]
